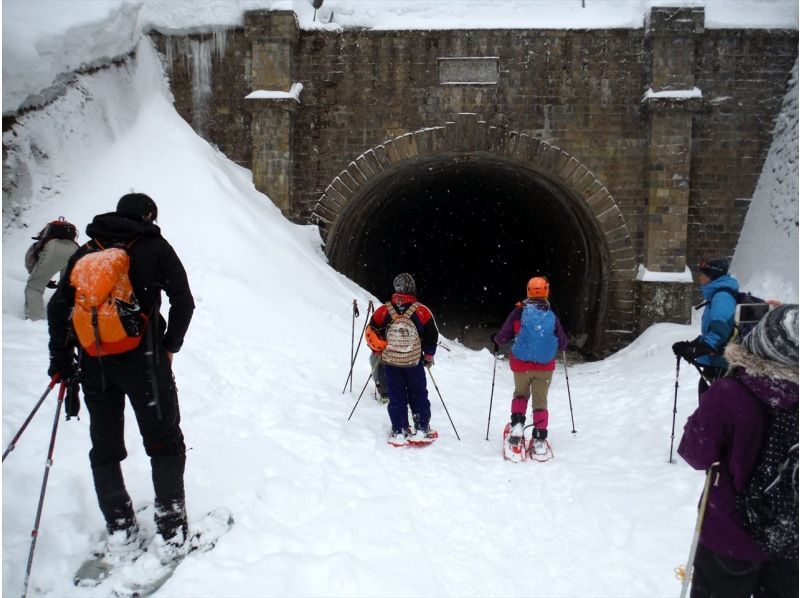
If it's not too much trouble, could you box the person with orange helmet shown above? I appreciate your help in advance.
[492,276,568,459]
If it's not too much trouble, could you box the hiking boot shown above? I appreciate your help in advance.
[388,429,409,446]
[377,394,390,405]
[409,425,438,444]
[532,438,547,456]
[106,522,147,559]
[508,422,525,447]
[153,527,188,565]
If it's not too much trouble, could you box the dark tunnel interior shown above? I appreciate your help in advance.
[326,156,608,353]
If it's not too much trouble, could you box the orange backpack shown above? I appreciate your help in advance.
[70,241,148,357]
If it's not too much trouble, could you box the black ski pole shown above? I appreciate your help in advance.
[349,300,359,392]
[563,351,577,434]
[347,373,373,421]
[485,349,498,441]
[426,367,460,441]
[342,300,374,394]
[21,381,66,598]
[669,356,681,464]
[3,374,60,463]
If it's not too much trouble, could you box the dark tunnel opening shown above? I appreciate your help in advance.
[326,155,609,355]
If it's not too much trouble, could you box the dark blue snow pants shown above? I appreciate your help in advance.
[384,364,431,433]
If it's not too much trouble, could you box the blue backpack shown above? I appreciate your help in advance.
[512,303,558,363]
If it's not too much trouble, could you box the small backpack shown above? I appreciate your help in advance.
[25,217,78,273]
[512,303,558,363]
[380,302,422,368]
[70,241,148,357]
[736,399,799,558]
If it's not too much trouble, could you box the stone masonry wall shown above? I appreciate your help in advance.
[152,22,796,277]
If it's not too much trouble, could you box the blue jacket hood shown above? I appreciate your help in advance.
[701,274,739,300]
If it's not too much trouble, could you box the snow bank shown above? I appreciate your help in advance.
[731,59,799,303]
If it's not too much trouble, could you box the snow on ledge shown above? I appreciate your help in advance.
[245,82,303,102]
[642,87,703,102]
[637,264,694,283]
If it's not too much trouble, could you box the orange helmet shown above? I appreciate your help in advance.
[526,277,550,299]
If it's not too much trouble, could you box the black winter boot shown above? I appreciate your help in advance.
[151,455,188,544]
[91,462,136,534]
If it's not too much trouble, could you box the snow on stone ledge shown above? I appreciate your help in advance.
[642,87,703,102]
[245,82,303,102]
[636,264,694,283]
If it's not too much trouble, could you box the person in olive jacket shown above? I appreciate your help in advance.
[48,193,195,561]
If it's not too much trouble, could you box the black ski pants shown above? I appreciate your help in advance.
[80,345,186,535]
[691,544,799,598]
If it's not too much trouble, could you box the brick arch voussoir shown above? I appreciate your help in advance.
[311,117,637,286]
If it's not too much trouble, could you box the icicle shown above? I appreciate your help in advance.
[212,28,228,65]
[188,38,213,135]
[164,36,176,77]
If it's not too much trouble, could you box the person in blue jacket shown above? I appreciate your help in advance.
[672,258,739,395]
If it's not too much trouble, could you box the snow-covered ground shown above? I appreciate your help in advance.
[2,2,798,597]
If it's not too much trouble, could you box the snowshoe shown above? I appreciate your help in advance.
[527,437,554,462]
[502,422,526,462]
[407,427,438,446]
[388,429,410,447]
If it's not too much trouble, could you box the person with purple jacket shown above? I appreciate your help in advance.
[678,304,798,598]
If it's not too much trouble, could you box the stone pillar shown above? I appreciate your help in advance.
[244,10,299,216]
[638,7,704,331]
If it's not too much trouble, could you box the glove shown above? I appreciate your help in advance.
[65,377,81,420]
[46,280,58,289]
[422,355,434,368]
[48,351,77,382]
[489,333,500,354]
[672,340,714,364]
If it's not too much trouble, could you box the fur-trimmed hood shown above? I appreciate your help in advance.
[725,343,798,409]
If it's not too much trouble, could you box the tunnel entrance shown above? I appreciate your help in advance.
[325,154,610,355]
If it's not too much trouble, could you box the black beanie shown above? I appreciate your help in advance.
[117,193,158,221]
[699,258,729,280]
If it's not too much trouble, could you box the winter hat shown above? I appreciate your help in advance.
[742,304,799,368]
[393,273,416,295]
[699,258,729,281]
[117,193,158,221]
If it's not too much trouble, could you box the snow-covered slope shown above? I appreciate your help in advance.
[731,60,799,302]
[2,10,798,598]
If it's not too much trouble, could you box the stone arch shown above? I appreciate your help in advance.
[309,113,637,355]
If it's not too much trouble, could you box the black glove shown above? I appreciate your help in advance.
[489,333,500,354]
[672,340,714,364]
[46,280,58,289]
[422,355,434,368]
[48,351,77,382]
[65,377,81,420]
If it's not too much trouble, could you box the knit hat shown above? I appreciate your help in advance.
[393,273,416,295]
[742,304,799,367]
[117,193,158,221]
[699,258,729,281]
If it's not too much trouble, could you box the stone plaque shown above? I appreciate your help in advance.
[438,57,499,85]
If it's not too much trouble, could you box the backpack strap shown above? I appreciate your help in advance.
[386,302,419,320]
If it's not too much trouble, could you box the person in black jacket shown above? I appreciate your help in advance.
[47,193,195,561]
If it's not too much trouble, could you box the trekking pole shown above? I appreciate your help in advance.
[21,381,67,598]
[669,356,681,464]
[426,367,460,441]
[3,374,60,463]
[349,300,359,392]
[347,373,373,421]
[678,462,720,598]
[485,349,498,441]
[692,364,712,388]
[563,351,577,434]
[342,300,374,394]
